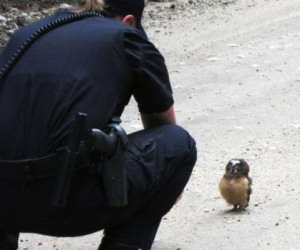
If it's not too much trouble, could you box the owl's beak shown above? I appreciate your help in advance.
[229,167,238,174]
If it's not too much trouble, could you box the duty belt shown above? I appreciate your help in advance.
[0,147,91,181]
[0,113,129,209]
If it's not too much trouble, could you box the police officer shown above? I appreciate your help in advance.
[0,0,197,249]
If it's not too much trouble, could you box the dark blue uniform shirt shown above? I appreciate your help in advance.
[0,11,174,159]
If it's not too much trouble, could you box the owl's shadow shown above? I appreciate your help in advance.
[220,208,250,215]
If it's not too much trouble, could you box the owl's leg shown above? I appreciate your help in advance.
[237,204,247,211]
[233,205,238,210]
[239,199,249,211]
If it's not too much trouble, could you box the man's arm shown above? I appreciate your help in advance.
[141,105,176,129]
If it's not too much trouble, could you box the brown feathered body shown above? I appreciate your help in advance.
[219,159,252,210]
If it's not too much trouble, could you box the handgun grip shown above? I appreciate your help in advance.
[85,128,117,156]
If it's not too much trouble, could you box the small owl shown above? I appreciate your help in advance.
[219,159,252,210]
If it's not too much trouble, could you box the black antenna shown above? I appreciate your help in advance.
[52,112,87,208]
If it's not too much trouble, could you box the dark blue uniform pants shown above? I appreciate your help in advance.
[0,125,197,250]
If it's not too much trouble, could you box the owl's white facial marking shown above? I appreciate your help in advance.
[230,159,240,166]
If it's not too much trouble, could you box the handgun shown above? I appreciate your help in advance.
[85,118,128,207]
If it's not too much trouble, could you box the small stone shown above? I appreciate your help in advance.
[7,29,15,36]
[17,13,30,27]
[0,15,6,22]
[227,43,239,47]
[206,57,220,62]
[58,3,73,10]
[222,0,235,4]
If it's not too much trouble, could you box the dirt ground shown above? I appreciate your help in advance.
[14,0,300,249]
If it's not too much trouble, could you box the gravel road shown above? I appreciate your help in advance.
[1,0,300,249]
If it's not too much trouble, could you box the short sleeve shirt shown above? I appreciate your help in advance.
[0,11,174,159]
[123,30,174,114]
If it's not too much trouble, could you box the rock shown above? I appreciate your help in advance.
[0,15,6,22]
[227,43,239,47]
[10,7,20,14]
[58,3,73,10]
[17,13,31,26]
[7,29,16,36]
[221,0,235,4]
[206,56,220,61]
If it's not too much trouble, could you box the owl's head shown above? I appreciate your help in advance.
[225,159,250,177]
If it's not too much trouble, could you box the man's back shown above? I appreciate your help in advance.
[0,11,134,159]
